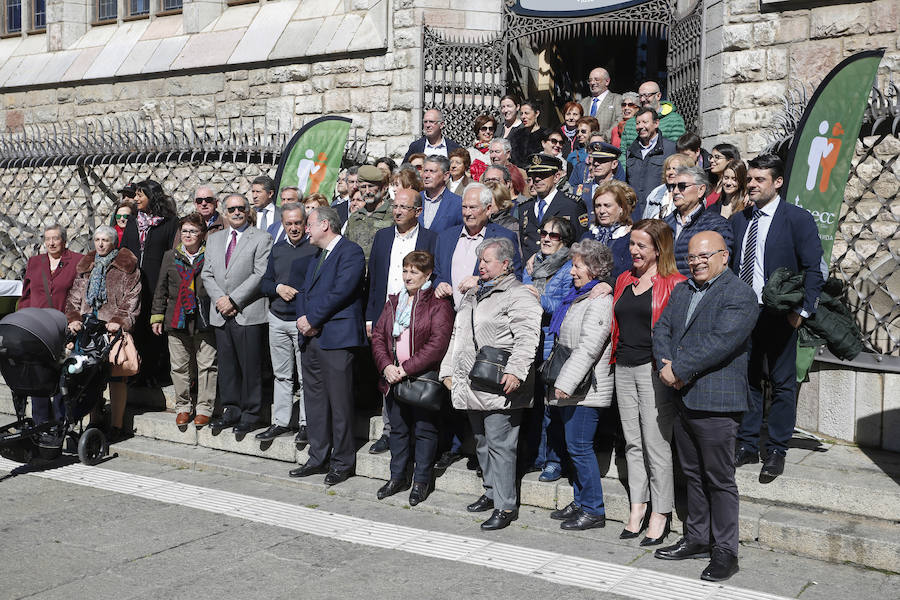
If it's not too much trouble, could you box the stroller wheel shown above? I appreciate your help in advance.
[77,428,107,466]
[0,439,35,464]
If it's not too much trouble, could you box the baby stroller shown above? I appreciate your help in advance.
[0,308,120,465]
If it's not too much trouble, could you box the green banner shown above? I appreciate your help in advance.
[783,50,884,261]
[273,116,352,203]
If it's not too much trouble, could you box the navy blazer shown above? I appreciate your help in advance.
[266,221,285,244]
[365,225,438,323]
[729,199,824,315]
[433,223,523,291]
[403,136,462,163]
[419,189,464,234]
[291,237,367,350]
[652,269,759,413]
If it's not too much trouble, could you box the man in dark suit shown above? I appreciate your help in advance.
[625,108,677,217]
[419,155,464,234]
[579,141,620,215]
[652,231,758,582]
[201,193,272,435]
[250,175,281,234]
[403,108,462,163]
[289,206,367,486]
[266,186,300,243]
[518,153,589,260]
[731,154,824,480]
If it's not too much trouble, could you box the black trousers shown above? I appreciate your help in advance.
[214,319,264,425]
[673,401,741,557]
[301,337,356,472]
[385,389,440,483]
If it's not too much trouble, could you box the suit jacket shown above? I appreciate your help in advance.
[201,226,272,327]
[518,191,589,260]
[729,199,824,315]
[266,220,285,244]
[403,136,462,163]
[433,223,523,291]
[293,236,367,350]
[255,204,282,233]
[652,269,759,412]
[365,225,438,323]
[580,91,623,139]
[419,188,464,234]
[335,202,349,226]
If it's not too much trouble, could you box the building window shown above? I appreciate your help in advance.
[96,0,116,22]
[32,0,45,29]
[129,0,149,16]
[5,0,21,33]
[160,0,182,11]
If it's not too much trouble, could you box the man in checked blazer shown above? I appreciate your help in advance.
[651,231,758,583]
[201,193,272,435]
[579,67,622,139]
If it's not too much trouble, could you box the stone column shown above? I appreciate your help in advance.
[183,0,224,34]
[47,0,89,51]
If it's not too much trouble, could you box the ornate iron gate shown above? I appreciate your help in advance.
[666,0,704,134]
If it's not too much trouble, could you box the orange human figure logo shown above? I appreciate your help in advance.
[818,122,843,193]
[308,151,328,194]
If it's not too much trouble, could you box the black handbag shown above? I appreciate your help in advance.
[540,340,593,396]
[391,338,446,411]
[467,308,511,394]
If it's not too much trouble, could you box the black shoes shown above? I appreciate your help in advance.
[640,518,671,546]
[466,494,495,513]
[481,509,518,530]
[701,548,739,582]
[760,449,786,482]
[377,478,408,500]
[323,468,353,486]
[435,451,462,470]
[295,425,308,444]
[369,435,389,454]
[409,482,430,506]
[232,422,258,436]
[550,501,580,521]
[255,425,291,441]
[560,510,606,531]
[654,538,711,561]
[210,415,239,431]
[289,462,328,478]
[620,511,650,539]
[734,445,760,467]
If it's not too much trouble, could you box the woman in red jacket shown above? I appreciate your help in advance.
[371,251,454,506]
[610,218,686,546]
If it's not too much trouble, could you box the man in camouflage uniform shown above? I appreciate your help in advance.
[344,165,393,263]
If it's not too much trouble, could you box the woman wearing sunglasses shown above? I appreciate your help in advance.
[642,153,696,221]
[468,114,496,181]
[112,200,136,247]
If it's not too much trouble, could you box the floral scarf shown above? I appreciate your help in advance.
[393,280,431,338]
[136,211,164,251]
[589,223,622,247]
[171,244,205,329]
[86,250,119,311]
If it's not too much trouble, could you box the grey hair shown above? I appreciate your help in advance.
[280,202,306,221]
[44,223,67,244]
[195,185,216,198]
[94,225,117,243]
[462,183,493,209]
[621,91,640,105]
[311,206,341,234]
[281,186,300,195]
[424,154,450,174]
[570,239,614,281]
[483,163,511,184]
[224,193,251,212]
[675,165,710,195]
[425,107,443,121]
[489,138,512,154]
[476,237,516,269]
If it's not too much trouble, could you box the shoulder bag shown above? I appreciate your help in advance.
[540,339,593,397]
[467,304,511,395]
[392,335,446,412]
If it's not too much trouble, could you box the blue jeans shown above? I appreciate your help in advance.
[560,405,605,517]
[536,404,567,468]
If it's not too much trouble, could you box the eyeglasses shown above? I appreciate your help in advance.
[710,153,726,161]
[666,182,698,193]
[195,196,216,205]
[538,229,562,241]
[181,229,201,236]
[115,213,130,220]
[687,249,725,264]
[548,139,563,146]
[621,102,639,108]
[638,92,660,99]
[226,205,247,213]
[393,205,418,212]
[481,177,502,184]
[479,126,494,132]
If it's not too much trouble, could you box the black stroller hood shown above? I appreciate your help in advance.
[0,308,69,362]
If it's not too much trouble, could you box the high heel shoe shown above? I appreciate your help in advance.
[619,510,650,539]
[640,516,672,546]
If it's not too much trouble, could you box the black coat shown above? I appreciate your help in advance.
[121,215,179,294]
[509,126,544,168]
[625,135,677,216]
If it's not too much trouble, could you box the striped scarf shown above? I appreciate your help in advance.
[170,245,205,329]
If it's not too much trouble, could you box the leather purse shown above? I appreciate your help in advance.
[540,341,592,396]
[391,337,446,411]
[467,308,510,394]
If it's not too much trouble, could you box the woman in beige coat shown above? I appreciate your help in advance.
[546,239,616,531]
[440,237,541,531]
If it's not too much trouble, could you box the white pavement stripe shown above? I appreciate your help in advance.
[0,458,791,600]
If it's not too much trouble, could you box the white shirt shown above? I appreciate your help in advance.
[534,188,558,219]
[424,137,448,158]
[322,234,342,258]
[422,188,446,228]
[639,134,659,159]
[256,203,276,231]
[738,195,780,305]
[386,225,420,301]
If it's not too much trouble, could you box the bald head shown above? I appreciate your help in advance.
[687,231,729,284]
[588,68,611,97]
[638,81,662,110]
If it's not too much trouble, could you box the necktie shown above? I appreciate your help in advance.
[537,198,546,223]
[313,249,329,278]
[259,208,267,231]
[739,209,763,285]
[590,97,598,117]
[225,230,237,268]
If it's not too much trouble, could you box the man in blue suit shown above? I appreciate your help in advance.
[731,154,824,480]
[434,183,522,307]
[653,231,758,582]
[288,206,367,486]
[419,155,464,234]
[403,108,462,163]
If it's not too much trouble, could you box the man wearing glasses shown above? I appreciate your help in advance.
[619,81,687,157]
[403,108,462,163]
[662,166,733,276]
[578,67,622,138]
[194,186,223,234]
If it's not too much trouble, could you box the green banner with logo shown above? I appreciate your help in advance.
[273,116,352,203]
[782,50,883,381]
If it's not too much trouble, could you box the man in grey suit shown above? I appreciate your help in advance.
[651,231,758,583]
[201,193,273,435]
[579,67,622,138]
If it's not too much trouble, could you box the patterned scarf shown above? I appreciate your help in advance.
[86,249,119,311]
[475,272,511,302]
[529,247,570,294]
[393,280,431,338]
[589,223,621,247]
[170,244,205,329]
[548,279,599,338]
[136,211,164,251]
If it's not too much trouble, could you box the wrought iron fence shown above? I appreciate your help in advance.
[0,117,368,280]
[666,0,703,134]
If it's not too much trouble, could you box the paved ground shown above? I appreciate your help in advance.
[0,455,896,600]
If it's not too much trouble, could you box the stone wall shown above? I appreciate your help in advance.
[701,0,900,153]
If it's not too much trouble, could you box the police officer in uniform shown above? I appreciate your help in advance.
[579,142,621,215]
[518,153,589,260]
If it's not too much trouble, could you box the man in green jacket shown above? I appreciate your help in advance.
[344,165,393,263]
[619,80,687,160]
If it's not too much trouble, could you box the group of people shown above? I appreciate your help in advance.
[17,65,826,584]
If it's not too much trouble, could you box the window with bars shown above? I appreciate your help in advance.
[97,0,116,22]
[130,0,149,16]
[5,0,21,33]
[32,0,44,29]
[161,0,182,11]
